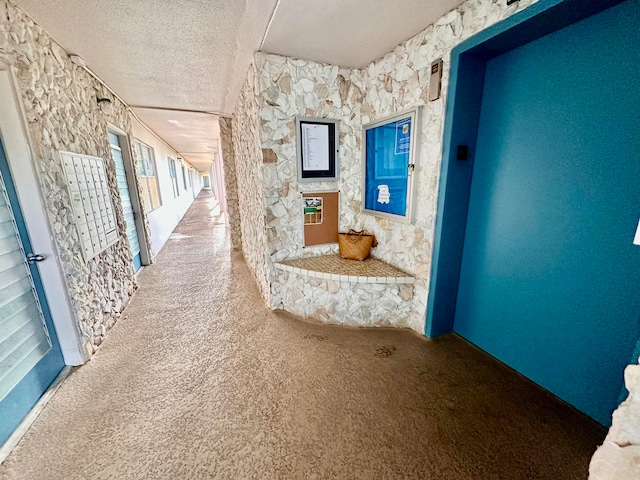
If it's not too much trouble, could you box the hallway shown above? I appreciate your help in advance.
[1,190,605,479]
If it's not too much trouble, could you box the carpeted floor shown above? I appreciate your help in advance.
[0,190,605,479]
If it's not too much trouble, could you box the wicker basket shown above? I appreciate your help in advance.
[337,229,377,261]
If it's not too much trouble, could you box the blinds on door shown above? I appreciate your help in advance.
[0,177,51,402]
[109,134,140,257]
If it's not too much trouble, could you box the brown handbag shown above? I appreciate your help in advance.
[337,229,378,261]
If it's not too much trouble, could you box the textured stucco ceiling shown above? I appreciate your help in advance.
[262,0,467,68]
[132,108,220,172]
[13,0,466,172]
[14,0,277,114]
[13,0,277,172]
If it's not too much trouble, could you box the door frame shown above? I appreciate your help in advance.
[425,0,627,337]
[107,125,151,267]
[0,58,84,365]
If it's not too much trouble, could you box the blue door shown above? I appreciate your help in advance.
[109,133,141,271]
[453,1,640,426]
[0,138,65,445]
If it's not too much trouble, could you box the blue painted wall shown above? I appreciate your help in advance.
[453,1,640,426]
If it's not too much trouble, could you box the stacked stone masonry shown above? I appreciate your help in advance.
[218,117,242,251]
[0,0,152,357]
[227,0,640,476]
[232,65,271,303]
[273,255,415,326]
[229,0,536,332]
[589,360,640,479]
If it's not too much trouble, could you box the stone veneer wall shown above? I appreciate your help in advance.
[273,270,414,327]
[254,52,365,265]
[232,1,640,472]
[0,0,151,357]
[218,117,242,251]
[589,359,640,479]
[231,65,270,302]
[232,0,537,332]
[252,53,371,319]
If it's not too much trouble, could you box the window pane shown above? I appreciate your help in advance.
[149,178,161,209]
[147,158,155,177]
[132,140,161,210]
[141,178,153,211]
[168,159,178,197]
[135,143,143,176]
[137,143,145,176]
[141,154,148,176]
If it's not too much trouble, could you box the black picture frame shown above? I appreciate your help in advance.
[296,116,340,183]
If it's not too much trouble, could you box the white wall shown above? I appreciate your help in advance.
[131,117,203,256]
[209,152,227,218]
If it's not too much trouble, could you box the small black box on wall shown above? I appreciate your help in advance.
[457,145,469,161]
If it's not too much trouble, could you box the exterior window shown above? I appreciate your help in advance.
[134,140,162,211]
[182,165,187,191]
[168,158,179,198]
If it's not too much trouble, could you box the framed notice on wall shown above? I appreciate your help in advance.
[296,117,340,183]
[302,191,339,247]
[362,108,420,221]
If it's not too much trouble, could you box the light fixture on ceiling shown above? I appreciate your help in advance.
[97,97,114,115]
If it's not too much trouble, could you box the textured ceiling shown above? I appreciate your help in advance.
[132,108,220,172]
[14,0,277,172]
[13,0,466,172]
[15,0,277,114]
[262,0,467,68]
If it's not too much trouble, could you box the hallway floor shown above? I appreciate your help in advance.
[0,191,605,479]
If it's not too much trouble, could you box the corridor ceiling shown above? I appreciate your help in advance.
[14,0,465,172]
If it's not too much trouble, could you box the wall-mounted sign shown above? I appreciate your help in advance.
[303,197,323,225]
[302,191,339,247]
[296,117,339,183]
[362,109,420,221]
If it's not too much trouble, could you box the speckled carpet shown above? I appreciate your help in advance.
[0,190,605,479]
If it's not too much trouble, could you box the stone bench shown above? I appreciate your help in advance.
[272,254,415,327]
[275,254,415,284]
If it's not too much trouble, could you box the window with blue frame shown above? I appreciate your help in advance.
[363,110,418,220]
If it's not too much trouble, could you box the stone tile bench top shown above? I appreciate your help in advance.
[274,254,415,284]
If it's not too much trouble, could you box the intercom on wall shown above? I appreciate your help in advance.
[428,59,443,101]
